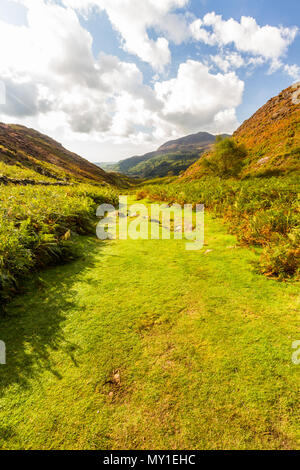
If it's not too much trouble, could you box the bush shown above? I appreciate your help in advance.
[0,183,119,311]
[259,228,300,279]
[203,137,247,177]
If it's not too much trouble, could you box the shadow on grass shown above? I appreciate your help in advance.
[0,237,105,393]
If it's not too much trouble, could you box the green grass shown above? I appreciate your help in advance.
[137,176,300,279]
[0,183,118,309]
[0,198,299,449]
[0,161,58,182]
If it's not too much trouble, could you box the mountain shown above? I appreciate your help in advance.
[158,131,221,152]
[233,82,300,176]
[183,82,300,179]
[97,131,230,179]
[0,123,116,185]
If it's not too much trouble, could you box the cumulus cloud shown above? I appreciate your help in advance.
[190,13,299,81]
[2,1,98,87]
[0,0,245,149]
[0,1,160,138]
[210,52,245,72]
[190,13,298,62]
[155,60,244,134]
[62,3,298,80]
[63,0,189,71]
[1,78,51,117]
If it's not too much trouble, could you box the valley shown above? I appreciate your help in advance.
[0,83,299,450]
[98,132,229,179]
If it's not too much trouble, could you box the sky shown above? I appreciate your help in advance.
[0,0,299,162]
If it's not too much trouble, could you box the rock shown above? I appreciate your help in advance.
[113,370,121,385]
[292,82,300,105]
[257,157,270,166]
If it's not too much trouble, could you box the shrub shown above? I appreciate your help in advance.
[259,228,300,279]
[203,137,247,177]
[0,183,119,311]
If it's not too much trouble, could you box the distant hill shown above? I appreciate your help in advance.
[158,131,219,152]
[0,123,116,185]
[183,83,300,179]
[98,162,120,172]
[97,131,230,179]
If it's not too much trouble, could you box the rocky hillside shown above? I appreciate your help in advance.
[98,131,229,179]
[0,123,116,185]
[183,83,300,179]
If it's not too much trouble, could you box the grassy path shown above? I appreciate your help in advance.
[0,199,299,449]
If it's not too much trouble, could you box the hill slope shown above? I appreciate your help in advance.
[183,83,300,179]
[98,132,229,178]
[0,123,116,185]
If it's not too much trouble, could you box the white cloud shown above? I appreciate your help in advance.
[155,60,244,135]
[269,61,300,82]
[190,13,298,61]
[213,108,240,134]
[0,1,108,133]
[210,52,245,72]
[62,4,298,80]
[284,64,300,82]
[2,0,298,162]
[62,0,189,71]
[0,1,161,138]
[0,0,245,151]
[247,56,265,67]
[155,12,191,45]
[0,1,98,87]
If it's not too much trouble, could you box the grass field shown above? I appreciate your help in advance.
[137,176,300,280]
[0,198,299,449]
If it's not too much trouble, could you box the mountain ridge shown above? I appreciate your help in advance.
[98,131,230,178]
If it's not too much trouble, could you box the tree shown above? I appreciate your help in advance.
[203,137,247,177]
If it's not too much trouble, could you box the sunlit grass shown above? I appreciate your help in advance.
[0,200,299,449]
[137,176,300,279]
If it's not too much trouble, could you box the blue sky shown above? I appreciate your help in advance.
[0,0,299,161]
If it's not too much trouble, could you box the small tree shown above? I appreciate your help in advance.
[203,137,247,177]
